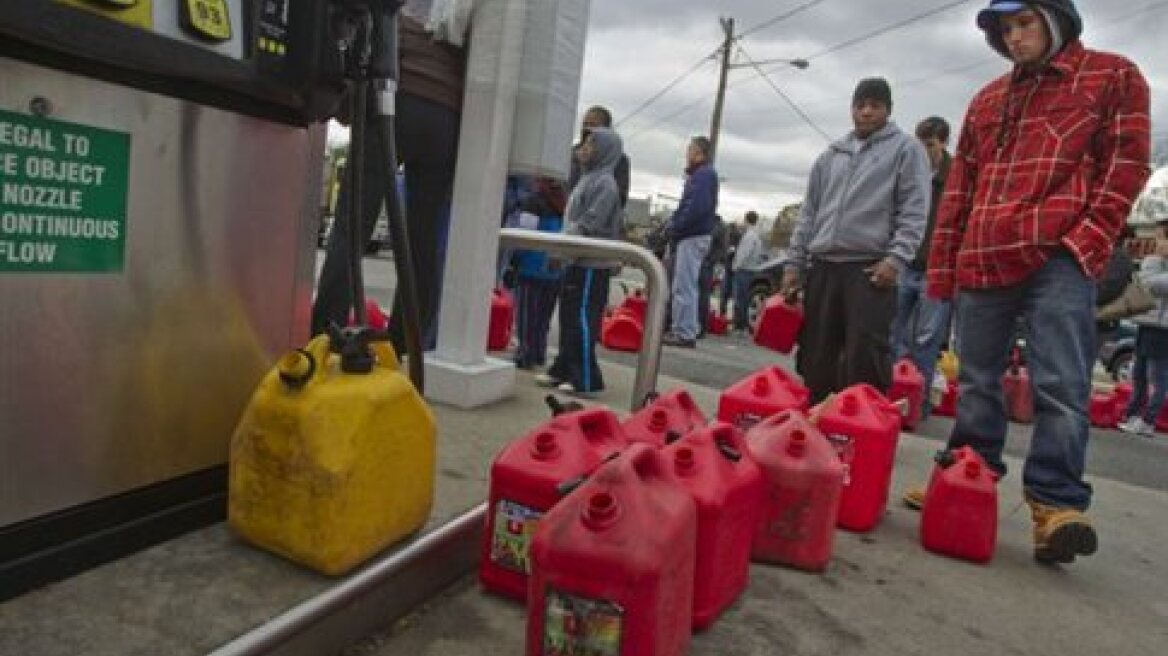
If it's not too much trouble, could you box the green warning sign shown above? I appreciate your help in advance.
[0,109,131,273]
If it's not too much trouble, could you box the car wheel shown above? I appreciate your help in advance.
[748,282,772,330]
[1111,351,1134,383]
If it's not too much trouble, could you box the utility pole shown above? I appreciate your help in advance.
[708,16,734,164]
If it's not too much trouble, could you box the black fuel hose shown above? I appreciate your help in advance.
[377,114,424,391]
[346,77,370,328]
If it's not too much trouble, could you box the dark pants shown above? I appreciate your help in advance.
[720,262,734,316]
[950,252,1095,509]
[732,269,753,330]
[698,259,715,335]
[548,266,611,392]
[311,92,460,355]
[514,276,561,368]
[797,260,895,405]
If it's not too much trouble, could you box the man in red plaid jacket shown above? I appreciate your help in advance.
[916,0,1151,565]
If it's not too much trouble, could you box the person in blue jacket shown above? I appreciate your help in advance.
[512,180,567,370]
[663,136,719,348]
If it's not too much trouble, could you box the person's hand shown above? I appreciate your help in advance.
[865,258,899,288]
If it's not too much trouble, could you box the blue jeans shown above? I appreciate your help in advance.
[671,235,711,340]
[1124,327,1168,424]
[950,252,1095,510]
[892,268,952,413]
[733,269,754,330]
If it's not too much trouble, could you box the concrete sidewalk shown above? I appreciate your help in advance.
[2,363,1166,656]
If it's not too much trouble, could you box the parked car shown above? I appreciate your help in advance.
[1099,320,1138,382]
[742,252,792,328]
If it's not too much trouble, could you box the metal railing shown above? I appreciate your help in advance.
[498,228,669,410]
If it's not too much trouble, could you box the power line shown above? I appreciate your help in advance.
[805,0,973,60]
[615,52,718,129]
[625,95,711,142]
[736,0,830,41]
[735,45,833,142]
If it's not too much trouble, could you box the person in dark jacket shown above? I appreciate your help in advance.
[1095,225,1135,351]
[890,116,954,417]
[312,7,468,355]
[663,136,719,348]
[569,106,630,206]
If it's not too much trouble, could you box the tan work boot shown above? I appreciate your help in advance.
[1027,497,1098,564]
[902,485,926,510]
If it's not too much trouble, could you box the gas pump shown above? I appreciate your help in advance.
[0,0,421,599]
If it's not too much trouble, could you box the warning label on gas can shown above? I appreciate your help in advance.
[0,109,130,273]
[490,500,543,574]
[543,588,623,656]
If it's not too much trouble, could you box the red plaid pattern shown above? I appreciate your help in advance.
[927,41,1151,298]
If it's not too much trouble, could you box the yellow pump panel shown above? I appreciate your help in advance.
[229,335,435,575]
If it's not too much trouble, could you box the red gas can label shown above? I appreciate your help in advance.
[763,488,814,542]
[544,588,623,656]
[826,433,855,486]
[490,500,542,574]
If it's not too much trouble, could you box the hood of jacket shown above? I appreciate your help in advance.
[979,0,1083,61]
[581,127,623,176]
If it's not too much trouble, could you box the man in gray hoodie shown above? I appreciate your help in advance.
[535,127,625,396]
[782,78,930,403]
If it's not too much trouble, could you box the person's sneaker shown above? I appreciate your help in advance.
[662,333,697,348]
[1027,497,1098,564]
[902,485,927,511]
[557,382,599,399]
[1119,416,1155,436]
[534,373,562,388]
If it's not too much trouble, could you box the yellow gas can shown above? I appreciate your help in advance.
[229,333,435,575]
[938,350,960,382]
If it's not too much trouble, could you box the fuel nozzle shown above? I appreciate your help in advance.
[326,322,380,373]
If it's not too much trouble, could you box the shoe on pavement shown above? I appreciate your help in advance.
[1027,496,1098,564]
[662,333,697,348]
[903,485,926,511]
[557,382,599,399]
[534,373,562,388]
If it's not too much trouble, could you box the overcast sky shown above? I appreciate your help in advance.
[577,0,1168,220]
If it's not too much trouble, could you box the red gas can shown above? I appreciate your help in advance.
[347,298,390,331]
[1089,386,1120,429]
[662,423,764,630]
[488,287,515,351]
[753,294,803,354]
[528,444,697,656]
[716,365,810,431]
[601,308,643,352]
[813,385,901,532]
[888,359,925,430]
[1113,381,1133,416]
[934,380,959,418]
[481,408,628,601]
[622,388,707,447]
[1003,366,1033,424]
[920,446,998,563]
[745,410,844,572]
[707,310,729,336]
[622,288,648,324]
